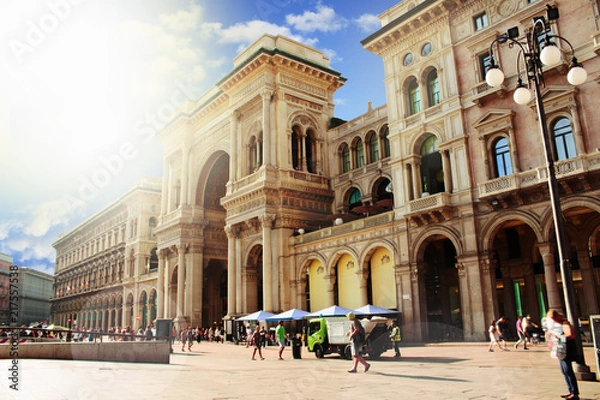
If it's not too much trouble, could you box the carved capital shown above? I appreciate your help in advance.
[259,214,276,228]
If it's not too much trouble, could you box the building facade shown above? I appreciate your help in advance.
[15,267,53,326]
[51,178,162,331]
[54,0,600,341]
[0,253,13,325]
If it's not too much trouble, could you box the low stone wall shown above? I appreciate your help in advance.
[0,340,170,364]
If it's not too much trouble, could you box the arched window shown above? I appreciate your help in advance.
[341,144,350,173]
[408,78,421,115]
[552,117,576,161]
[369,132,379,163]
[427,69,440,107]
[355,138,365,168]
[420,135,444,195]
[349,188,362,212]
[381,126,390,158]
[493,137,512,177]
[248,135,262,173]
[306,129,316,173]
[149,247,158,271]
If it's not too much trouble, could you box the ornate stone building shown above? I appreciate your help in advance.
[51,178,161,330]
[54,0,600,341]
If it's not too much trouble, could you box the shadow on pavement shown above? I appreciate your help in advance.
[372,371,469,382]
[375,356,468,364]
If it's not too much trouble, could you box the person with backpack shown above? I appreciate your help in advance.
[346,312,370,373]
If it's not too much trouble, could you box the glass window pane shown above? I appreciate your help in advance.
[552,118,576,161]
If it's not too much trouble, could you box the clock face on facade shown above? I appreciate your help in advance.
[421,42,432,57]
[403,52,414,66]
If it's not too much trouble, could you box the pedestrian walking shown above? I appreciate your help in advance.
[180,327,188,352]
[495,316,509,350]
[251,325,265,360]
[488,320,505,352]
[546,310,580,400]
[346,312,370,373]
[515,316,528,350]
[389,321,401,357]
[276,321,286,360]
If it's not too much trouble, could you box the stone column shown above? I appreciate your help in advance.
[260,214,275,311]
[357,270,369,307]
[523,264,540,319]
[180,132,190,206]
[410,264,425,341]
[261,90,271,166]
[578,249,599,315]
[539,242,563,312]
[175,244,187,327]
[230,110,240,181]
[507,127,520,173]
[441,149,452,193]
[188,249,204,327]
[157,250,166,319]
[404,163,413,201]
[225,226,237,316]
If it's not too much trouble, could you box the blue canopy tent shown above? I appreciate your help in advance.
[236,310,275,321]
[265,308,309,322]
[305,305,355,318]
[353,304,400,317]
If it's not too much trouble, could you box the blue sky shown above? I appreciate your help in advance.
[0,0,399,275]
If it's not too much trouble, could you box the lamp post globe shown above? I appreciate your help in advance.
[540,44,562,66]
[485,68,504,87]
[513,86,532,105]
[567,65,587,85]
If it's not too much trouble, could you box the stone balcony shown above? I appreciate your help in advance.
[478,153,600,199]
[405,192,455,227]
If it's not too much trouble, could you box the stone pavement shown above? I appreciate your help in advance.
[1,340,599,400]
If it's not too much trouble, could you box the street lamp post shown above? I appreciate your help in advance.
[485,7,594,380]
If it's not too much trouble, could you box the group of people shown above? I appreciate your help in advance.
[489,311,582,400]
[488,315,540,351]
[177,326,225,351]
[246,321,287,360]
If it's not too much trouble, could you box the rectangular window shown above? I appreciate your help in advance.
[474,12,488,31]
[479,52,493,81]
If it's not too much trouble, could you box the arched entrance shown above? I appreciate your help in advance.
[203,259,227,327]
[422,237,461,341]
[245,245,263,312]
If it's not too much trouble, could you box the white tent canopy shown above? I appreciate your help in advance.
[236,310,275,321]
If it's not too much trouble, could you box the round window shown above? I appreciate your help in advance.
[421,42,432,57]
[403,53,414,66]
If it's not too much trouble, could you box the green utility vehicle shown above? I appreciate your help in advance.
[306,316,393,359]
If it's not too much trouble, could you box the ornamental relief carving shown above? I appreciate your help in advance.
[285,94,323,111]
[280,74,327,98]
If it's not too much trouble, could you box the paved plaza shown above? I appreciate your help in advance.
[1,341,599,399]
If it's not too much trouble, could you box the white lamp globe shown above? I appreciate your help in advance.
[513,86,532,105]
[567,66,587,85]
[540,44,561,66]
[334,217,343,226]
[485,68,505,87]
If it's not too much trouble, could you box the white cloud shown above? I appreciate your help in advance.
[219,20,299,45]
[285,4,348,33]
[20,197,83,238]
[159,3,202,32]
[355,14,381,33]
[1,236,56,264]
[0,220,22,240]
[321,48,340,64]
